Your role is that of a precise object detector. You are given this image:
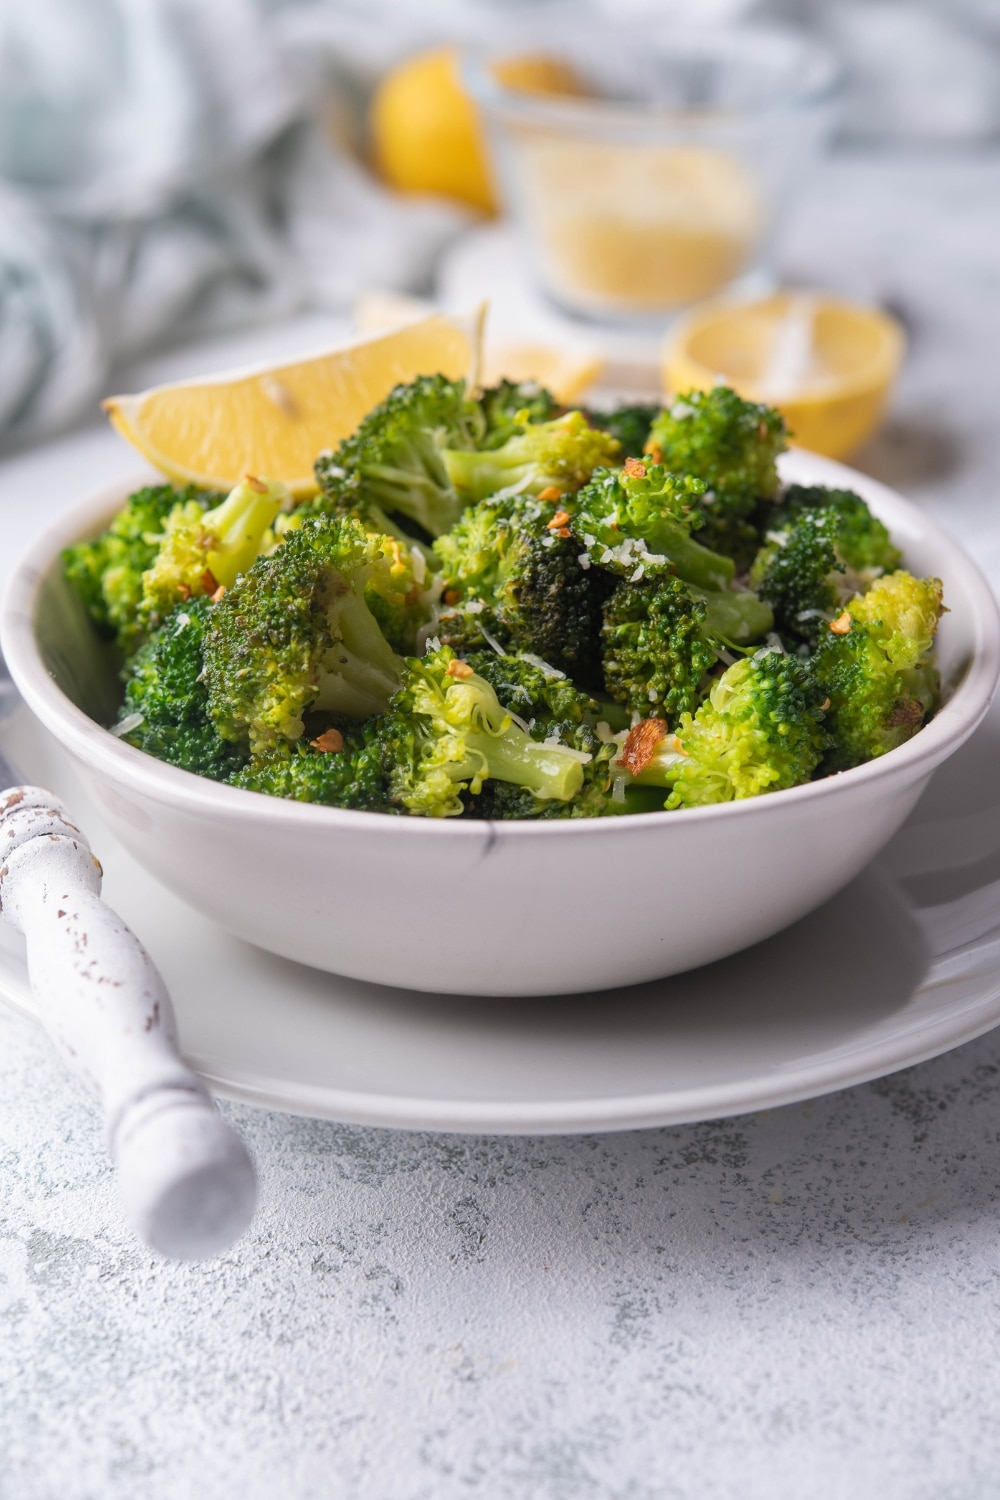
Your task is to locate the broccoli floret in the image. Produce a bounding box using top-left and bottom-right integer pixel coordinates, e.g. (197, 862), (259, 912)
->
(433, 493), (614, 683)
(231, 721), (395, 811)
(585, 403), (660, 456)
(202, 516), (414, 753)
(313, 374), (485, 546)
(774, 484), (901, 575)
(139, 475), (289, 633)
(646, 387), (787, 562)
(64, 483), (219, 651)
(462, 650), (603, 725)
(115, 597), (247, 782)
(620, 649), (828, 808)
(479, 379), (558, 448)
(570, 461), (734, 592)
(380, 646), (589, 817)
(813, 570), (944, 772)
(751, 486), (903, 645)
(441, 409), (620, 506)
(602, 576), (717, 721)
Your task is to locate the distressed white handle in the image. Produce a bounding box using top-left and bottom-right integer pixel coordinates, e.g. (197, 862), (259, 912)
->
(0, 786), (257, 1260)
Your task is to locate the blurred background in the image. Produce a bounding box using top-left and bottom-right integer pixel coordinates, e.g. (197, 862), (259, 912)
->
(0, 0), (998, 536)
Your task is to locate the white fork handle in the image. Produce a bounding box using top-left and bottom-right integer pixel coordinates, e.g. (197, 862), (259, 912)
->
(0, 786), (257, 1260)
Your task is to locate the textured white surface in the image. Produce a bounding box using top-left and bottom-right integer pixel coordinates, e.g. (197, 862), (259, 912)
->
(2, 152), (1000, 1497)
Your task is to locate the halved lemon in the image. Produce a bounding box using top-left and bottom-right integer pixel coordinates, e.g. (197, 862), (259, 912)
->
(663, 293), (905, 458)
(103, 308), (484, 496)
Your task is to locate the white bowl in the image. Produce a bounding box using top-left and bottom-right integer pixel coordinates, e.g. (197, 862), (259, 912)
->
(3, 451), (998, 996)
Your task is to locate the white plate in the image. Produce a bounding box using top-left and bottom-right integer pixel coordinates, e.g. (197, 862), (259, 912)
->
(3, 683), (1000, 1134)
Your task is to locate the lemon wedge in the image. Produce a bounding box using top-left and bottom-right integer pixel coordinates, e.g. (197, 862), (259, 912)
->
(103, 309), (484, 496)
(663, 293), (905, 458)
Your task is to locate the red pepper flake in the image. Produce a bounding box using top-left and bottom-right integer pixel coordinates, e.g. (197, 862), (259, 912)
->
(200, 568), (219, 596)
(443, 589), (461, 606)
(311, 728), (345, 753)
(623, 457), (647, 479)
(446, 659), (474, 680)
(210, 584), (227, 603)
(616, 718), (669, 777)
(546, 510), (571, 530)
(646, 444), (663, 464)
(177, 583), (191, 601)
(829, 611), (852, 635)
(554, 527), (572, 539)
(537, 486), (564, 503)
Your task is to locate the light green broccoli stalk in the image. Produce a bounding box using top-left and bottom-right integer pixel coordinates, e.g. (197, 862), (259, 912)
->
(139, 474), (290, 632)
(381, 645), (588, 817)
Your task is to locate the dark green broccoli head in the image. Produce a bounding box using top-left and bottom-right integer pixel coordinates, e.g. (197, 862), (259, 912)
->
(434, 493), (614, 683)
(202, 515), (408, 753)
(813, 570), (944, 772)
(441, 409), (621, 506)
(313, 374), (484, 545)
(570, 461), (733, 592)
(461, 650), (603, 726)
(64, 483), (219, 651)
(380, 645), (589, 817)
(751, 485), (904, 645)
(584, 403), (660, 457)
(230, 720), (395, 811)
(624, 649), (828, 807)
(646, 387), (788, 562)
(117, 596), (247, 782)
(478, 379), (558, 448)
(601, 575), (717, 722)
(772, 484), (901, 575)
(750, 507), (843, 645)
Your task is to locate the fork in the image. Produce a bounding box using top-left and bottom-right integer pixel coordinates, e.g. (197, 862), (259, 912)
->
(0, 652), (257, 1260)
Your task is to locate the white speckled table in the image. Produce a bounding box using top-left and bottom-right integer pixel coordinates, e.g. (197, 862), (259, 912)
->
(3, 153), (1000, 1500)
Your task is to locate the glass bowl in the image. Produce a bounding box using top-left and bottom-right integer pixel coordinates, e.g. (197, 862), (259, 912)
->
(464, 27), (842, 324)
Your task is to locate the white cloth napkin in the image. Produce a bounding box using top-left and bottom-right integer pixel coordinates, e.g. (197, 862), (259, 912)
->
(0, 0), (467, 442)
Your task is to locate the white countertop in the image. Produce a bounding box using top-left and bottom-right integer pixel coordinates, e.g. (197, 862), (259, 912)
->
(2, 152), (1000, 1500)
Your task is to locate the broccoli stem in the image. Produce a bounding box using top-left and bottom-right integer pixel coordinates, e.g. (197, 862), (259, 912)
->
(647, 523), (734, 592)
(465, 730), (585, 802)
(315, 580), (404, 719)
(692, 587), (774, 645)
(203, 478), (286, 587)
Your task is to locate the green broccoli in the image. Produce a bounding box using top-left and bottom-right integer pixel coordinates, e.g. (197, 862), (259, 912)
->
(585, 403), (660, 457)
(440, 409), (621, 506)
(479, 379), (558, 447)
(313, 374), (485, 547)
(601, 576), (719, 722)
(380, 646), (590, 817)
(751, 485), (902, 645)
(64, 482), (220, 651)
(230, 721), (395, 811)
(202, 515), (416, 753)
(620, 649), (828, 808)
(432, 493), (614, 684)
(570, 461), (734, 592)
(138, 474), (290, 633)
(115, 597), (247, 782)
(813, 570), (944, 772)
(646, 387), (787, 562)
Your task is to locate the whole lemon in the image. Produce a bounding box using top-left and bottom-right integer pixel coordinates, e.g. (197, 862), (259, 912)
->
(371, 48), (498, 215)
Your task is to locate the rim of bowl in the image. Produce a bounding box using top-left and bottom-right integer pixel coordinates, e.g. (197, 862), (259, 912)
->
(463, 27), (843, 132)
(3, 457), (999, 845)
